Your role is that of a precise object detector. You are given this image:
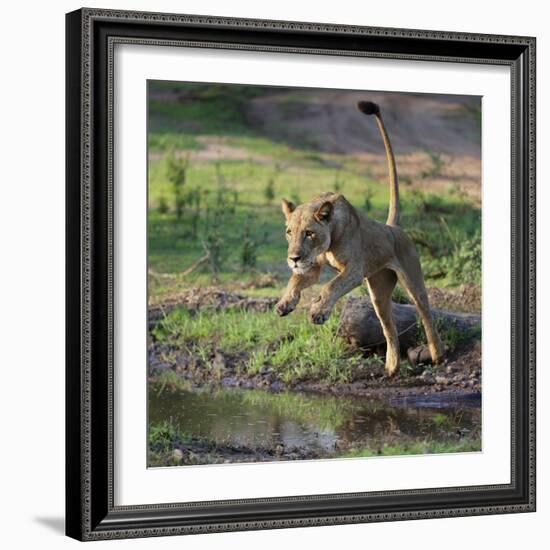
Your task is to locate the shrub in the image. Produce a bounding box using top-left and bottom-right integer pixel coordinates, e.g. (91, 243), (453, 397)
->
(443, 232), (482, 286)
(157, 195), (169, 215)
(264, 177), (275, 204)
(421, 149), (446, 179)
(165, 151), (190, 219)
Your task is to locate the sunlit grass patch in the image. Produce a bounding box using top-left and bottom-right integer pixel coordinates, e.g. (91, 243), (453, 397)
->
(152, 306), (379, 383)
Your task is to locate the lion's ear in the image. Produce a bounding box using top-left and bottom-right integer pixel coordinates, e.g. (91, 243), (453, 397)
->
(281, 199), (296, 220)
(314, 201), (333, 223)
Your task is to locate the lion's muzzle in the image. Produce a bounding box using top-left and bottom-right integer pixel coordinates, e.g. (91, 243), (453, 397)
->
(287, 256), (313, 275)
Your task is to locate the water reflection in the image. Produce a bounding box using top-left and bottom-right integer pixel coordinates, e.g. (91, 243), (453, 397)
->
(149, 385), (481, 456)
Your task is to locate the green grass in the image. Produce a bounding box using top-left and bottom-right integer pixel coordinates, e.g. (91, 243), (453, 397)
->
(436, 318), (482, 352)
(149, 419), (181, 448)
(410, 315), (482, 353)
(342, 439), (481, 458)
(153, 306), (379, 383)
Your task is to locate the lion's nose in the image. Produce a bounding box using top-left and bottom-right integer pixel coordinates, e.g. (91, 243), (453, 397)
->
(289, 255), (301, 263)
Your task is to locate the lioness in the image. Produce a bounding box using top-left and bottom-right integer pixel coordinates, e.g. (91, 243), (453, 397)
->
(275, 100), (446, 375)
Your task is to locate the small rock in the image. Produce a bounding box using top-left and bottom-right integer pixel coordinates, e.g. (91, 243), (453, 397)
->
(172, 449), (184, 462)
(420, 370), (435, 384)
(269, 381), (285, 392)
(212, 352), (226, 369)
(435, 375), (449, 385)
(407, 345), (433, 367)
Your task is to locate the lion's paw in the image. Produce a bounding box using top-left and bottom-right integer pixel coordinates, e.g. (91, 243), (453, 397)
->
(275, 300), (295, 317)
(309, 303), (331, 325)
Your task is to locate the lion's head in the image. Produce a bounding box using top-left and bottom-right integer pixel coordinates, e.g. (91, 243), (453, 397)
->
(281, 194), (335, 274)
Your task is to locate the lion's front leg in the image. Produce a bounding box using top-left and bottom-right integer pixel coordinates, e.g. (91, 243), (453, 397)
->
(309, 267), (363, 324)
(276, 264), (321, 317)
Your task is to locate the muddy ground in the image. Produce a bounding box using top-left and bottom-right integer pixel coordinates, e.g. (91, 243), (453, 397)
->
(151, 436), (323, 466)
(148, 287), (481, 401)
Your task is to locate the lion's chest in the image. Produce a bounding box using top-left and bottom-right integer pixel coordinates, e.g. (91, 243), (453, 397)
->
(324, 251), (346, 273)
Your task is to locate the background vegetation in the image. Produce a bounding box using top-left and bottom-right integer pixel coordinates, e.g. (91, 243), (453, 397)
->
(148, 82), (482, 303)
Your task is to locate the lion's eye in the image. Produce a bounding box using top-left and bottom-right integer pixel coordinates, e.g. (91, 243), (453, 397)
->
(305, 230), (314, 239)
(286, 228), (292, 235)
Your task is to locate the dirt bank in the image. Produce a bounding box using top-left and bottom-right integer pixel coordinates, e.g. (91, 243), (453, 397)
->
(247, 89), (481, 159)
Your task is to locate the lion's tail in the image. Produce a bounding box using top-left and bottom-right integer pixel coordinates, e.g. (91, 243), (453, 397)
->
(357, 101), (400, 226)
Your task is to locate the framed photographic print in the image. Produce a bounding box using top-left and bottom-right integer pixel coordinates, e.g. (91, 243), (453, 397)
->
(65, 7), (536, 541)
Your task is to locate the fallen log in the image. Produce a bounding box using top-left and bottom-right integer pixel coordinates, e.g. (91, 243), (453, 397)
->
(338, 295), (481, 356)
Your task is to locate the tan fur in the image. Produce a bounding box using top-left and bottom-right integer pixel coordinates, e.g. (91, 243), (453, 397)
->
(275, 104), (445, 375)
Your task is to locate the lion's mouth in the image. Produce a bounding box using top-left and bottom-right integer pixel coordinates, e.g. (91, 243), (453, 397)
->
(288, 260), (314, 275)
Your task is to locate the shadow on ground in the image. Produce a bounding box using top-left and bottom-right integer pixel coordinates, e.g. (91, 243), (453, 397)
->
(33, 516), (65, 535)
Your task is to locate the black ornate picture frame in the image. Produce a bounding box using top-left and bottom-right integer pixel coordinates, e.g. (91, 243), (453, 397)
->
(65, 8), (536, 541)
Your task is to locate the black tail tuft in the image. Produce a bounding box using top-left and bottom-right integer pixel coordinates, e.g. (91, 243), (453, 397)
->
(357, 101), (380, 116)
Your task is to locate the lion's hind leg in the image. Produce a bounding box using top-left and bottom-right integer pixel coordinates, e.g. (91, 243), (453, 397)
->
(393, 255), (446, 365)
(366, 269), (400, 376)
